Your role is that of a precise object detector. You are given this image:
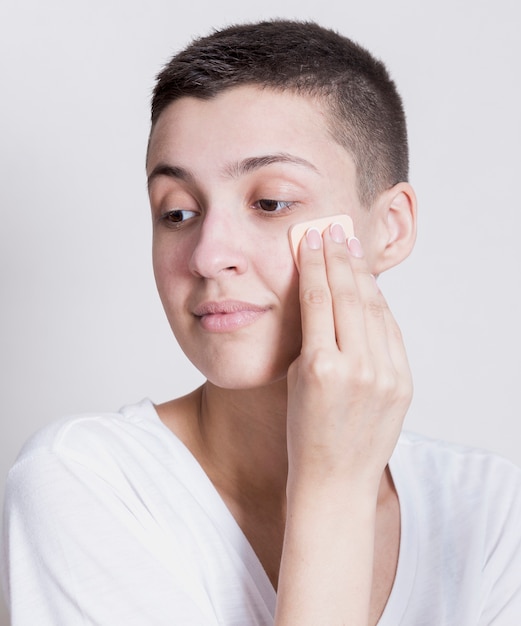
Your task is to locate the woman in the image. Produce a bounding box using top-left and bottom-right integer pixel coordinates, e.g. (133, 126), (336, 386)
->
(3, 20), (521, 625)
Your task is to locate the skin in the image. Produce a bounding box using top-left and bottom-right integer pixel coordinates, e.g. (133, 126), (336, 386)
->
(147, 85), (417, 625)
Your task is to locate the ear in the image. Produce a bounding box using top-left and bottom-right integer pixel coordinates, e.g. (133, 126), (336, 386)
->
(369, 182), (417, 275)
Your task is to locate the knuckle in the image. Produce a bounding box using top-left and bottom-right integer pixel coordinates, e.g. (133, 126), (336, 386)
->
(364, 298), (386, 318)
(331, 287), (359, 306)
(301, 286), (330, 307)
(378, 370), (413, 407)
(352, 362), (376, 390)
(397, 375), (414, 403)
(327, 248), (350, 265)
(304, 255), (326, 269)
(389, 321), (404, 343)
(377, 371), (399, 395)
(299, 349), (341, 389)
(307, 350), (337, 380)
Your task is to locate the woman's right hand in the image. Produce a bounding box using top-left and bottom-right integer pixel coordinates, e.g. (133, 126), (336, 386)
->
(276, 221), (412, 625)
(286, 221), (412, 492)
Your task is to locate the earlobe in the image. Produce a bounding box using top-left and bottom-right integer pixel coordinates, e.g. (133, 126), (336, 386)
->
(371, 182), (417, 275)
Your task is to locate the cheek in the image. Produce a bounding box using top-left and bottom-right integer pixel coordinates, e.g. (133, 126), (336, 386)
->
(256, 231), (297, 284)
(261, 243), (300, 320)
(152, 237), (190, 301)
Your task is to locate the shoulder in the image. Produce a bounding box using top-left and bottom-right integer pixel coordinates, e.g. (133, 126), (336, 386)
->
(395, 430), (521, 485)
(3, 398), (184, 555)
(392, 434), (521, 620)
(5, 398), (165, 499)
(393, 431), (521, 530)
(14, 398), (157, 457)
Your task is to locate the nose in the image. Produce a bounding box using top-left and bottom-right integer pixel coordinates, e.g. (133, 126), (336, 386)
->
(188, 209), (248, 278)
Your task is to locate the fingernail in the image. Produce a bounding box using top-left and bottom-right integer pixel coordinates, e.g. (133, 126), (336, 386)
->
(347, 236), (364, 258)
(330, 222), (346, 244)
(306, 228), (322, 250)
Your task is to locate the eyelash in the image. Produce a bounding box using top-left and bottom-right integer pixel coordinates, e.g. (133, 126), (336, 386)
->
(253, 199), (294, 214)
(158, 198), (295, 228)
(158, 209), (198, 228)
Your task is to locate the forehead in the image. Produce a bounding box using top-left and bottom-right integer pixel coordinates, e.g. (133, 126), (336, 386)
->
(146, 86), (349, 171)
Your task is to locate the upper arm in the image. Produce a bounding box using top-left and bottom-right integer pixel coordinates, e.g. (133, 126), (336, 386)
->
(478, 460), (521, 624)
(2, 449), (215, 625)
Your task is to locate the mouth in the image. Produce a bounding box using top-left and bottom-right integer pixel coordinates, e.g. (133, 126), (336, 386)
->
(192, 300), (270, 333)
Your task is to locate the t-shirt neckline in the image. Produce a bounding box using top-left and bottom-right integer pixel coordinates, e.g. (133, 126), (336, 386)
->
(132, 398), (417, 624)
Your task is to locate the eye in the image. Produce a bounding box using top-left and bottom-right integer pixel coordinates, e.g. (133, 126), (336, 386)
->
(254, 199), (293, 213)
(159, 209), (198, 227)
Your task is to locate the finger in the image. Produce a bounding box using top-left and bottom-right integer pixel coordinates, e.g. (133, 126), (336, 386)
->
(353, 267), (409, 378)
(380, 302), (412, 384)
(322, 225), (372, 356)
(348, 263), (411, 394)
(298, 228), (336, 350)
(324, 227), (403, 380)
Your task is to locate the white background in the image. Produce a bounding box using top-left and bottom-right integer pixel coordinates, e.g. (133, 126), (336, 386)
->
(1, 0), (520, 623)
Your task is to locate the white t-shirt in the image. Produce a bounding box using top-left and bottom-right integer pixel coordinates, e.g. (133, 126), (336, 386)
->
(2, 398), (521, 625)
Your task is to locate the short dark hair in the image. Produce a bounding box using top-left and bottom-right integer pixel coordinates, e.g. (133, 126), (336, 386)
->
(150, 20), (408, 207)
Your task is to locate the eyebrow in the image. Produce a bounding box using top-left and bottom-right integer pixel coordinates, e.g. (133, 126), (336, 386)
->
(147, 164), (195, 189)
(147, 152), (320, 189)
(223, 153), (320, 178)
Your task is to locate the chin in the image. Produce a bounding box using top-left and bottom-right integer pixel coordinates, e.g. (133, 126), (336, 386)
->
(193, 351), (295, 391)
(177, 329), (301, 392)
(204, 366), (289, 391)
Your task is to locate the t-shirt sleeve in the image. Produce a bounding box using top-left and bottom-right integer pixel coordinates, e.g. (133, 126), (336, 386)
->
(478, 456), (521, 624)
(2, 447), (216, 626)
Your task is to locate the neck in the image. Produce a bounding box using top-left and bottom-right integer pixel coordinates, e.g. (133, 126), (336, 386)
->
(156, 378), (398, 593)
(157, 378), (395, 510)
(159, 379), (290, 501)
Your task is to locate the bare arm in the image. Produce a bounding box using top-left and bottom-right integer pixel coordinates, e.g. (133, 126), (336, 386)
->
(275, 222), (412, 624)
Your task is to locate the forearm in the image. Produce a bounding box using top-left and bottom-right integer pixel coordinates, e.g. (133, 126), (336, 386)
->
(274, 224), (411, 624)
(275, 479), (377, 626)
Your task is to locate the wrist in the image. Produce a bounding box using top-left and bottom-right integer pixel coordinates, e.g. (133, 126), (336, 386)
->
(286, 464), (384, 505)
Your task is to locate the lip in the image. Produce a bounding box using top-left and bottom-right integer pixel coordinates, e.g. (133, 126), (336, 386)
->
(193, 300), (270, 332)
